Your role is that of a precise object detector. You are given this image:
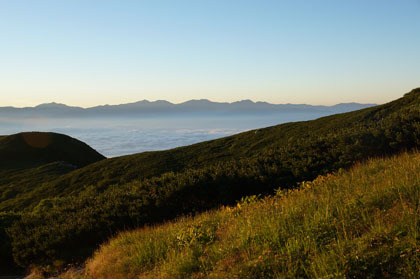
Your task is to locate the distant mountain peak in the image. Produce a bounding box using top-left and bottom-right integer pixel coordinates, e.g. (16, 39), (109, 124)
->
(35, 102), (69, 108)
(133, 100), (150, 104)
(181, 99), (214, 105)
(233, 99), (255, 104)
(152, 100), (173, 105)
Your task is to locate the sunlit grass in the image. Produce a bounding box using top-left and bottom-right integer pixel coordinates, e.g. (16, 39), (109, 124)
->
(72, 152), (420, 279)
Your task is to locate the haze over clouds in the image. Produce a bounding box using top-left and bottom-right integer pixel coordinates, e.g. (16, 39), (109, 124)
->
(0, 100), (374, 157)
(0, 0), (419, 107)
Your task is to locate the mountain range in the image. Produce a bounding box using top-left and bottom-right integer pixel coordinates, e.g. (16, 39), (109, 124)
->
(0, 99), (376, 118)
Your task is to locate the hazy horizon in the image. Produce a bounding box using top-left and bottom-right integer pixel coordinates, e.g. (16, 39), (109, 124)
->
(0, 98), (379, 109)
(0, 113), (337, 157)
(0, 99), (377, 157)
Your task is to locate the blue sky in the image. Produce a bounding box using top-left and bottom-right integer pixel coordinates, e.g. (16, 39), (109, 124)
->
(0, 0), (419, 107)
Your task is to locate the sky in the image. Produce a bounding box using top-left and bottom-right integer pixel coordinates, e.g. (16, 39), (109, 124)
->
(0, 0), (419, 108)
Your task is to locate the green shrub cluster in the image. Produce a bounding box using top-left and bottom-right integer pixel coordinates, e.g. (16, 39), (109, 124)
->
(0, 212), (21, 271)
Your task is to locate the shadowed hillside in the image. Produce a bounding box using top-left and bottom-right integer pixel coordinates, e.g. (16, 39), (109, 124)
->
(0, 132), (105, 169)
(0, 132), (105, 211)
(0, 132), (105, 272)
(1, 88), (420, 273)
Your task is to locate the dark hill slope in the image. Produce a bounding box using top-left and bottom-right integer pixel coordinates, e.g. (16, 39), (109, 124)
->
(0, 132), (105, 270)
(5, 88), (420, 268)
(0, 132), (105, 169)
(0, 132), (105, 210)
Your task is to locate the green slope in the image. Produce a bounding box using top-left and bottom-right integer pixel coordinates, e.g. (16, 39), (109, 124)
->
(2, 88), (420, 271)
(77, 151), (420, 279)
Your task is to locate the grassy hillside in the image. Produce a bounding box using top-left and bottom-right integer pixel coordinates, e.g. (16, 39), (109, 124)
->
(68, 152), (420, 279)
(2, 88), (420, 271)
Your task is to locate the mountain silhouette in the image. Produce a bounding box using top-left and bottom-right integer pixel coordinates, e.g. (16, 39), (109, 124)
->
(0, 99), (376, 118)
